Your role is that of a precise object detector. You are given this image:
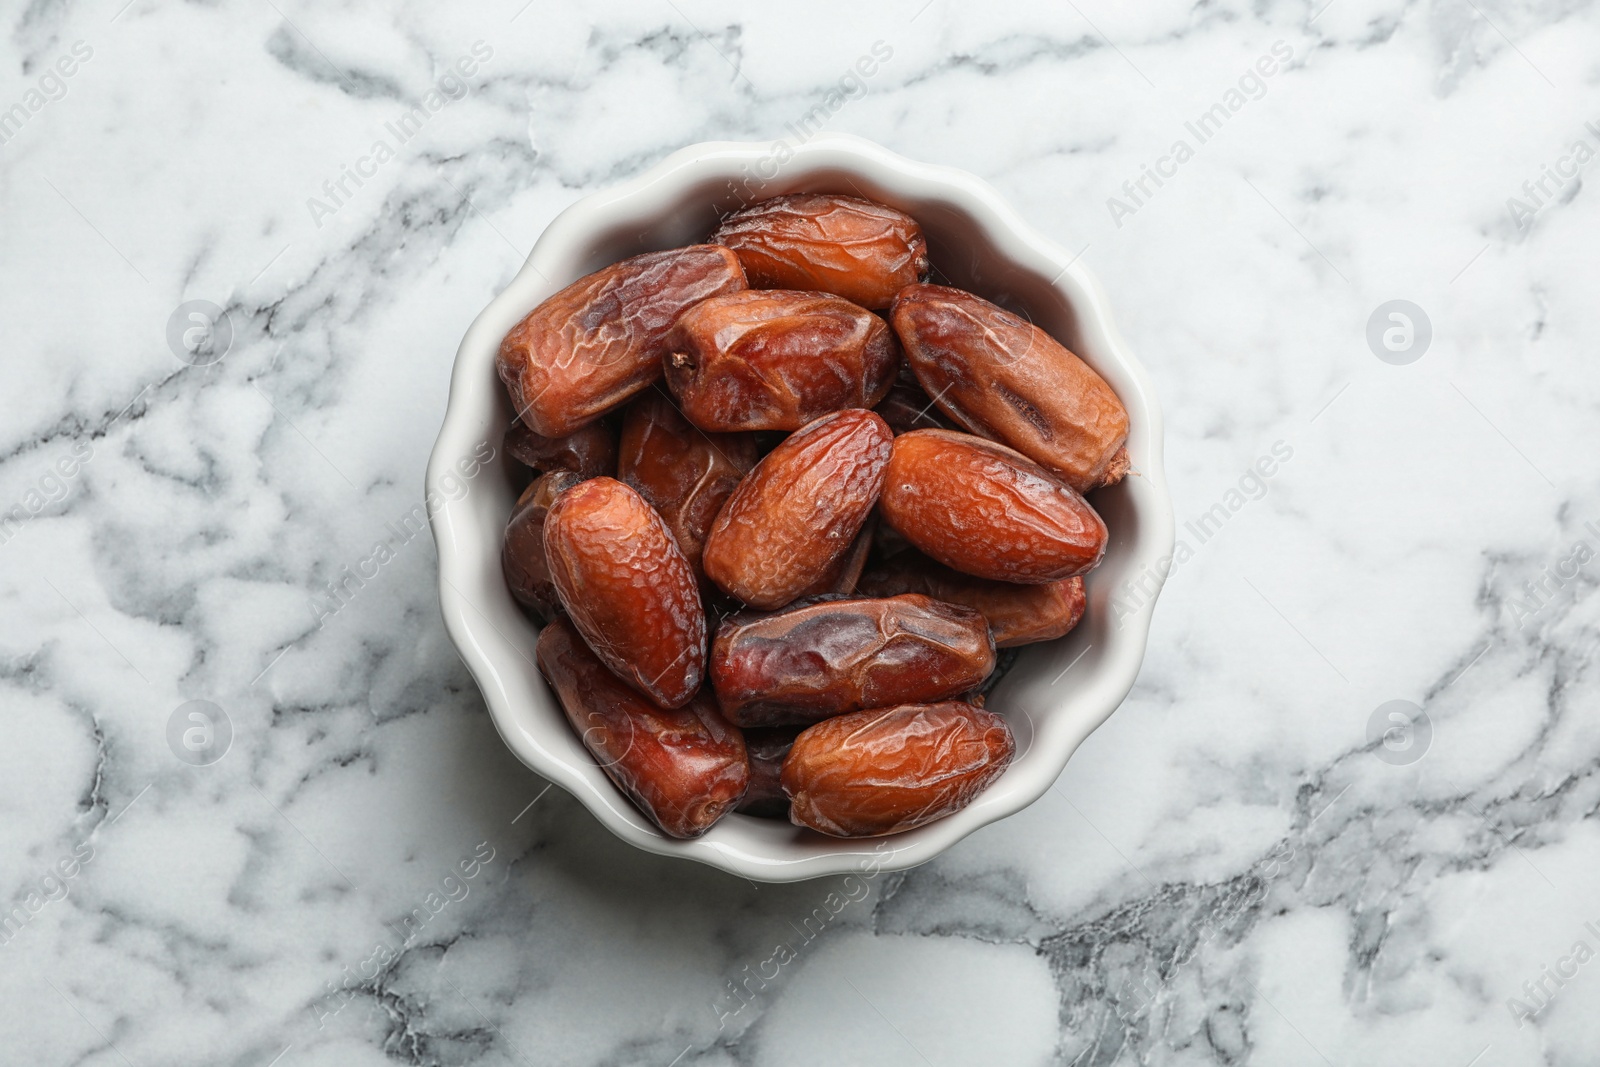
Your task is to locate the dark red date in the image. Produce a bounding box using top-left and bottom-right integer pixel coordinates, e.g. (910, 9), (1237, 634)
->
(662, 290), (898, 431)
(710, 193), (928, 310)
(702, 409), (892, 610)
(537, 618), (748, 838)
(782, 701), (1014, 837)
(504, 419), (617, 478)
(544, 478), (707, 708)
(892, 284), (1130, 491)
(617, 390), (758, 583)
(857, 553), (1086, 648)
(711, 594), (995, 727)
(878, 429), (1107, 583)
(497, 246), (746, 437)
(736, 726), (802, 819)
(502, 469), (583, 621)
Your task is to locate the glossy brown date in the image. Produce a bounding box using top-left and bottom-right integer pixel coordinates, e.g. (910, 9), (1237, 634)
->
(662, 290), (899, 431)
(710, 193), (928, 310)
(892, 284), (1130, 492)
(502, 469), (583, 620)
(497, 246), (746, 438)
(711, 594), (995, 727)
(617, 390), (758, 582)
(736, 726), (802, 819)
(878, 429), (1106, 584)
(702, 409), (892, 610)
(503, 418), (617, 478)
(544, 478), (706, 708)
(781, 701), (1015, 837)
(536, 618), (748, 838)
(857, 553), (1086, 648)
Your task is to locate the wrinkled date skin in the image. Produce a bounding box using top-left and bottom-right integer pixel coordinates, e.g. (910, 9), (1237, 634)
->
(702, 409), (893, 610)
(663, 290), (899, 432)
(892, 284), (1130, 492)
(880, 430), (1107, 584)
(536, 619), (748, 839)
(617, 390), (758, 582)
(797, 518), (873, 599)
(711, 594), (996, 727)
(497, 246), (746, 438)
(782, 701), (1015, 837)
(544, 478), (707, 708)
(502, 469), (583, 620)
(737, 726), (802, 818)
(504, 418), (617, 478)
(710, 193), (929, 310)
(857, 553), (1086, 648)
(873, 363), (957, 435)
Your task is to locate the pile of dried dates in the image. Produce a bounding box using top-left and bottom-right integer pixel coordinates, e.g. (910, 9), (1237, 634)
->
(496, 192), (1129, 840)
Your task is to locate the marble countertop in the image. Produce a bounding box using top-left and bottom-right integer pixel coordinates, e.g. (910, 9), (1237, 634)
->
(5, 1), (1600, 1064)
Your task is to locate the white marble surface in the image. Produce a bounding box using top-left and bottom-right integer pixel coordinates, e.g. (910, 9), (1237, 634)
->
(4, 1), (1600, 1064)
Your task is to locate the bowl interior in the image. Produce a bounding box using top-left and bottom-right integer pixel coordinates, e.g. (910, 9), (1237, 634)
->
(430, 137), (1171, 881)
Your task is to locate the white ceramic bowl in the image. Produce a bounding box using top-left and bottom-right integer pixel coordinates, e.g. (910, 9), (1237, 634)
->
(427, 133), (1173, 882)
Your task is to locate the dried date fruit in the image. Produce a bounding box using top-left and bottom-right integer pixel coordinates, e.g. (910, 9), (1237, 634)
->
(502, 469), (583, 620)
(662, 290), (898, 431)
(702, 409), (892, 610)
(782, 701), (1014, 837)
(857, 553), (1086, 648)
(873, 363), (958, 435)
(497, 245), (746, 437)
(617, 390), (758, 582)
(892, 284), (1130, 491)
(710, 193), (928, 310)
(711, 594), (995, 727)
(737, 726), (802, 819)
(536, 618), (748, 838)
(544, 478), (707, 708)
(503, 418), (617, 478)
(878, 429), (1106, 583)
